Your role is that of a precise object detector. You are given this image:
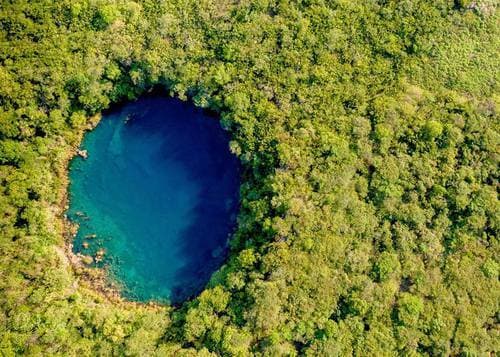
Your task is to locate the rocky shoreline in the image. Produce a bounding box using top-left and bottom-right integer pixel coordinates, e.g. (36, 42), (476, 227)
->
(55, 114), (163, 310)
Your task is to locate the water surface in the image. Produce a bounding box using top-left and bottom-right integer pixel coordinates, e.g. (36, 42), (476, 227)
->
(68, 96), (240, 303)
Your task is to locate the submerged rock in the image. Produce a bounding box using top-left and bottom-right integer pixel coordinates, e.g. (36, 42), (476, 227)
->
(75, 211), (90, 221)
(80, 255), (94, 265)
(95, 249), (106, 263)
(76, 149), (88, 159)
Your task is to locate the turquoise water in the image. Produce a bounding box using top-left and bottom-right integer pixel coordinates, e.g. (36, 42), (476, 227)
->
(68, 96), (240, 304)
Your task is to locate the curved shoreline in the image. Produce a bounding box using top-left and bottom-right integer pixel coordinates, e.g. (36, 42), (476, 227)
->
(55, 113), (165, 311)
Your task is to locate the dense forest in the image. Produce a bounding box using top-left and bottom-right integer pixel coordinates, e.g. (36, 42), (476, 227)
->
(0, 0), (499, 355)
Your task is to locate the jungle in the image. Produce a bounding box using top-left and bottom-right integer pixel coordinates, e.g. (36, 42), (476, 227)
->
(0, 0), (499, 355)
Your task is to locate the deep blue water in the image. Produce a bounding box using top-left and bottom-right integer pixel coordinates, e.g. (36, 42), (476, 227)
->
(68, 96), (240, 304)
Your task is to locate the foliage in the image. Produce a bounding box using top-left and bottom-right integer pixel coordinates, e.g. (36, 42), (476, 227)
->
(0, 0), (498, 355)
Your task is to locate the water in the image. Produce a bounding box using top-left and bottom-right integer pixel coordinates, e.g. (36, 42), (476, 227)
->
(67, 96), (240, 304)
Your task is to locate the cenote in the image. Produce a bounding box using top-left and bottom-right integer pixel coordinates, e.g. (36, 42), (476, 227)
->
(68, 96), (240, 304)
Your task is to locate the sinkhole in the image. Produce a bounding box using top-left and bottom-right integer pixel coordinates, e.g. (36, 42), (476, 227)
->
(67, 96), (240, 304)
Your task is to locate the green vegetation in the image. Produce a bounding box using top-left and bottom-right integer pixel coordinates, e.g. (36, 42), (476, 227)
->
(0, 0), (498, 355)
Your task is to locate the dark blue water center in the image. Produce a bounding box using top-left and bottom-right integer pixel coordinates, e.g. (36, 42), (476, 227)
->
(68, 96), (240, 303)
